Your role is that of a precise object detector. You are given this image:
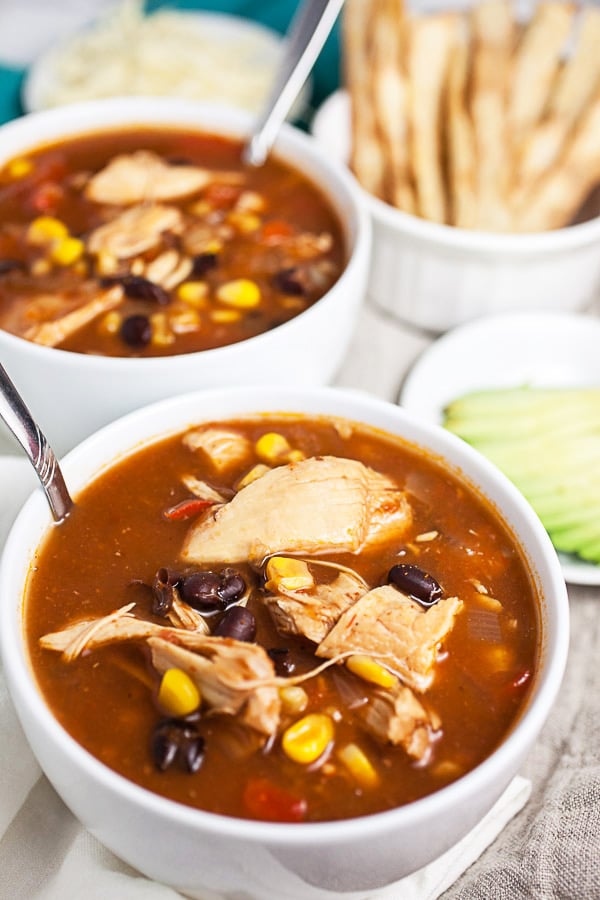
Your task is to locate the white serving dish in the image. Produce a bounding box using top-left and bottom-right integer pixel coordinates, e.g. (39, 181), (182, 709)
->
(0, 98), (370, 456)
(0, 385), (569, 900)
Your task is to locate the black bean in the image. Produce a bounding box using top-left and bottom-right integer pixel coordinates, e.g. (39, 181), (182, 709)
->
(272, 267), (305, 296)
(152, 567), (180, 616)
(387, 564), (443, 607)
(120, 275), (171, 305)
(0, 258), (25, 276)
(151, 723), (180, 771)
(191, 253), (219, 277)
(218, 570), (246, 605)
(182, 735), (205, 773)
(120, 314), (152, 348)
(267, 647), (296, 676)
(180, 571), (223, 610)
(167, 156), (193, 166)
(214, 606), (256, 642)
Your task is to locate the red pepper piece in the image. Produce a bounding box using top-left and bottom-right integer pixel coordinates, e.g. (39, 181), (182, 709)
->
(162, 497), (215, 521)
(262, 220), (294, 243)
(243, 778), (307, 823)
(31, 181), (64, 213)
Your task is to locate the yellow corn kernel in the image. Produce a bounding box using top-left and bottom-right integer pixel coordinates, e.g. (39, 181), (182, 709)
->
(287, 449), (305, 463)
(96, 250), (119, 276)
(279, 296), (305, 311)
(204, 239), (224, 254)
(50, 237), (85, 267)
(282, 714), (334, 765)
(7, 157), (33, 179)
(157, 668), (201, 717)
(170, 308), (201, 334)
(237, 463), (270, 489)
(266, 557), (314, 593)
(210, 309), (242, 324)
(279, 685), (309, 716)
(255, 432), (292, 463)
(227, 211), (261, 233)
(483, 645), (514, 673)
(150, 312), (175, 346)
(27, 216), (69, 245)
(30, 258), (52, 277)
(98, 311), (122, 336)
(337, 743), (380, 789)
(346, 655), (398, 689)
(177, 280), (208, 307)
(188, 199), (212, 216)
(217, 278), (261, 309)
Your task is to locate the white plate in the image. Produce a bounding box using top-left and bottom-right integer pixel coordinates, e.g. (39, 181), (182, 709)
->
(23, 10), (311, 118)
(400, 311), (600, 586)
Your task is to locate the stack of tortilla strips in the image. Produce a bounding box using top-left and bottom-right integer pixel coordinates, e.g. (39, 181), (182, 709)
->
(343, 0), (600, 231)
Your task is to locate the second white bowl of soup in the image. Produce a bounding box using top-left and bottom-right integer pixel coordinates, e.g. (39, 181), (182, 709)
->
(0, 386), (568, 898)
(0, 98), (370, 454)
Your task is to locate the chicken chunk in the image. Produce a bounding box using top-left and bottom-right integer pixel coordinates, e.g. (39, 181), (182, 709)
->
(183, 427), (253, 473)
(87, 203), (183, 259)
(266, 569), (365, 645)
(148, 635), (279, 736)
(24, 286), (123, 347)
(182, 456), (412, 566)
(357, 683), (433, 760)
(317, 585), (463, 692)
(85, 150), (243, 205)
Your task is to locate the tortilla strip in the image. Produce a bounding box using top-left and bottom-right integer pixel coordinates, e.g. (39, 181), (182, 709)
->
(470, 0), (515, 231)
(24, 286), (123, 347)
(407, 13), (457, 223)
(370, 0), (415, 212)
(516, 93), (600, 232)
(446, 29), (477, 229)
(344, 0), (386, 198)
(508, 2), (574, 146)
(516, 6), (600, 192)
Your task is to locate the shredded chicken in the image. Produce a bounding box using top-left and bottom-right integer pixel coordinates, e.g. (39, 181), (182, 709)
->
(181, 474), (230, 503)
(87, 203), (183, 259)
(182, 456), (412, 566)
(148, 635), (279, 735)
(166, 596), (209, 633)
(144, 249), (193, 289)
(357, 683), (433, 760)
(183, 427), (252, 473)
(266, 571), (365, 645)
(24, 285), (123, 347)
(39, 603), (154, 661)
(317, 585), (463, 692)
(85, 150), (244, 205)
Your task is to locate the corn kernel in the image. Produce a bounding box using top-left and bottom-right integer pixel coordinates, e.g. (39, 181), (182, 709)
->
(170, 308), (201, 334)
(177, 280), (208, 307)
(50, 236), (85, 267)
(287, 449), (305, 463)
(204, 239), (224, 254)
(255, 432), (292, 463)
(130, 257), (145, 275)
(266, 557), (314, 593)
(237, 463), (270, 489)
(98, 311), (122, 336)
(217, 278), (261, 309)
(282, 714), (334, 764)
(7, 157), (33, 179)
(157, 667), (201, 717)
(227, 211), (261, 233)
(96, 250), (119, 276)
(73, 259), (88, 277)
(188, 199), (212, 216)
(27, 216), (69, 245)
(346, 655), (398, 689)
(150, 312), (175, 346)
(337, 743), (380, 788)
(30, 258), (52, 277)
(279, 685), (308, 716)
(210, 309), (242, 324)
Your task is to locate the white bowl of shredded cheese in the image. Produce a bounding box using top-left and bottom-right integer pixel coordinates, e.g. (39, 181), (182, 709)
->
(23, 3), (311, 119)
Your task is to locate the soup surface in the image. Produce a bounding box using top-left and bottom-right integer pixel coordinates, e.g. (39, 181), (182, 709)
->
(0, 129), (344, 356)
(26, 415), (539, 822)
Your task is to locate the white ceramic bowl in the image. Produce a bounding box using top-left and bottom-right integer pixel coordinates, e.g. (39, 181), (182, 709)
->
(0, 386), (569, 900)
(0, 98), (370, 455)
(312, 91), (600, 333)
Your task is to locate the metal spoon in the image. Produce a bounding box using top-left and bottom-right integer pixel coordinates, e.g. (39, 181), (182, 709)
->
(0, 363), (73, 521)
(243, 0), (345, 167)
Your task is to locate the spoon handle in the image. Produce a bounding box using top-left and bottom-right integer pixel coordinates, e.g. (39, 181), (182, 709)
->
(0, 363), (73, 521)
(243, 0), (345, 167)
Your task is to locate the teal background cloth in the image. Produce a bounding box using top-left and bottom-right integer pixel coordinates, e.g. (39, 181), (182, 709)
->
(0, 0), (341, 126)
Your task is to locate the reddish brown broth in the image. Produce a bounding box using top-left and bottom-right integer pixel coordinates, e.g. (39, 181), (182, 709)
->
(25, 415), (539, 822)
(0, 129), (345, 356)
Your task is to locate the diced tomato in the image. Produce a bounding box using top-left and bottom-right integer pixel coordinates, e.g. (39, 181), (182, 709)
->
(162, 497), (215, 521)
(204, 183), (243, 208)
(262, 220), (294, 243)
(30, 181), (64, 214)
(243, 778), (307, 823)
